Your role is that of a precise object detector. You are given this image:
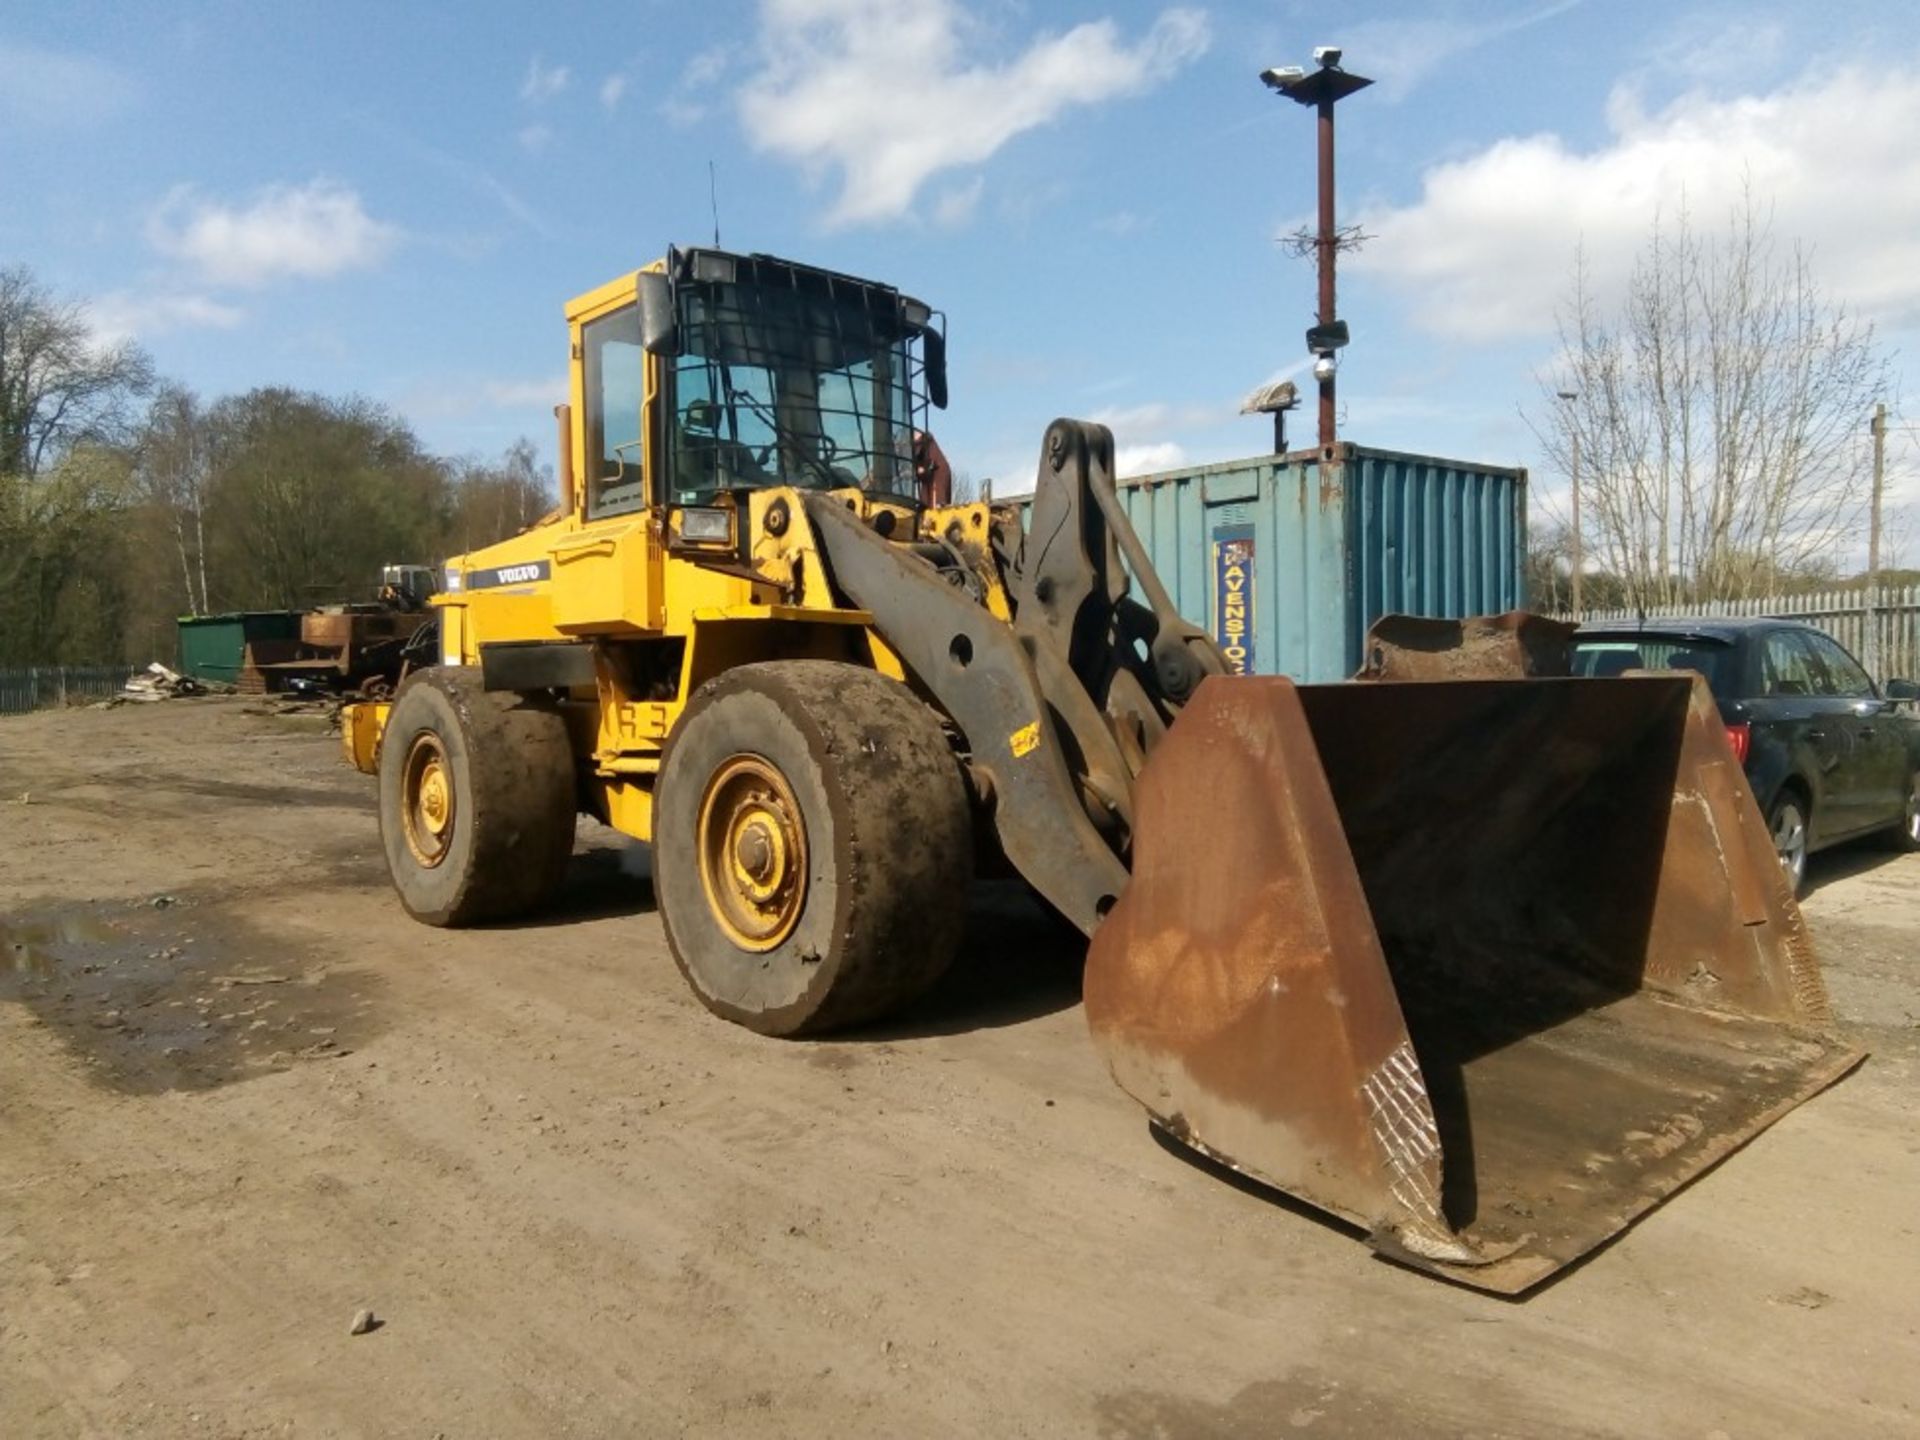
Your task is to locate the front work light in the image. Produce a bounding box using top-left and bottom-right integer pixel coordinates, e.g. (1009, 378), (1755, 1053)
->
(678, 507), (733, 544)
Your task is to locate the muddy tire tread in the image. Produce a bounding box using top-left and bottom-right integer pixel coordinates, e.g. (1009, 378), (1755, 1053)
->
(655, 660), (971, 1036)
(377, 667), (577, 926)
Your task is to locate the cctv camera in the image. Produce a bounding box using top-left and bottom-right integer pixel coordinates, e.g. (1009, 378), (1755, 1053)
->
(1313, 354), (1337, 382)
(1314, 46), (1342, 68)
(1260, 65), (1307, 89)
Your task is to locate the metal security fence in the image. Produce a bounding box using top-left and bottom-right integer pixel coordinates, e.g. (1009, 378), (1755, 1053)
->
(0, 665), (141, 715)
(1572, 586), (1920, 685)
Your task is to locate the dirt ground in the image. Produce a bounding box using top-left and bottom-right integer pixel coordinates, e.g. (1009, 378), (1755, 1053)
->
(3, 699), (1917, 1440)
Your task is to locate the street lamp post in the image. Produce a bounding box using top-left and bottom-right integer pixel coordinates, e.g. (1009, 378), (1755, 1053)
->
(1557, 390), (1582, 614)
(1262, 51), (1371, 452)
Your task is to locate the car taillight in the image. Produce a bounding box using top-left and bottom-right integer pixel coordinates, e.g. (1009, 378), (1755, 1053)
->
(1725, 722), (1751, 764)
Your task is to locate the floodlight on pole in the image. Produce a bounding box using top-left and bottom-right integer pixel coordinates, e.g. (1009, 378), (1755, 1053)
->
(1241, 378), (1301, 454)
(1262, 50), (1371, 452)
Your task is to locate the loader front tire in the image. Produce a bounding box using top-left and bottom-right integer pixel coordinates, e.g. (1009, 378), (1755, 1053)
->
(377, 667), (578, 926)
(655, 661), (971, 1036)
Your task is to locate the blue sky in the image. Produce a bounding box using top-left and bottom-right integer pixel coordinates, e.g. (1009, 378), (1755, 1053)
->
(5, 0), (1919, 548)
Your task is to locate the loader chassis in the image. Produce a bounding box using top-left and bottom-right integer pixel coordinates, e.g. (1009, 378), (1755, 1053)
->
(348, 245), (1861, 1293)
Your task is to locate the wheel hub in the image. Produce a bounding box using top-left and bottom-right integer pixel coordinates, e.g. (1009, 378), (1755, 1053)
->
(698, 756), (808, 951)
(401, 733), (456, 868)
(1772, 801), (1806, 885)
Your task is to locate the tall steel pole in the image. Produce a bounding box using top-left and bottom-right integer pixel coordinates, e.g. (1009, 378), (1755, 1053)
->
(1264, 55), (1370, 453)
(1558, 391), (1582, 613)
(1570, 425), (1583, 614)
(1868, 401), (1886, 680)
(1315, 92), (1338, 450)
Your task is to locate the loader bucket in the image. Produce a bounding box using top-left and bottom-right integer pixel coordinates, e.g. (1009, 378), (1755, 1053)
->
(1084, 671), (1863, 1294)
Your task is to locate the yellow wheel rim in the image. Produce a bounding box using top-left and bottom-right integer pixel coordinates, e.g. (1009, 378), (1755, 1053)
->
(697, 754), (808, 952)
(401, 732), (455, 868)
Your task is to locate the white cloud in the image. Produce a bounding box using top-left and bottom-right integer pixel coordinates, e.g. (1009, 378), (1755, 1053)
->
(1093, 400), (1230, 436)
(685, 46), (729, 88)
(600, 74), (628, 112)
(661, 45), (732, 129)
(932, 176), (985, 227)
(1356, 62), (1920, 341)
(0, 41), (136, 128)
(660, 98), (705, 129)
(522, 56), (570, 103)
(148, 180), (400, 288)
(738, 1), (1210, 227)
(86, 291), (244, 346)
(1092, 400), (1230, 476)
(519, 123), (554, 154)
(1115, 442), (1186, 477)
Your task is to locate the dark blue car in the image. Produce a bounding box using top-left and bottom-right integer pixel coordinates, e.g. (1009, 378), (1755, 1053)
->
(1572, 618), (1920, 892)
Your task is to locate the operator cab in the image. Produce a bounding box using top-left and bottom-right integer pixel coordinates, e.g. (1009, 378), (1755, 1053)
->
(577, 248), (948, 521)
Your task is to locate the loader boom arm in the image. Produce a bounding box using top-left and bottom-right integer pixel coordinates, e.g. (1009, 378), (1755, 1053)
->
(803, 419), (1224, 933)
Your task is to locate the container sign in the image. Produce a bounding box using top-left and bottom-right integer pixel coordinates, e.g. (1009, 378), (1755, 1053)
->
(1212, 526), (1256, 674)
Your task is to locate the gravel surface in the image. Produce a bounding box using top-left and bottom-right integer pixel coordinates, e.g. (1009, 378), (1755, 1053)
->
(3, 698), (1916, 1438)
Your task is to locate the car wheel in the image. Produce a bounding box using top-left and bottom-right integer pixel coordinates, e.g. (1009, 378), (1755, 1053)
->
(1889, 770), (1920, 854)
(1767, 790), (1810, 896)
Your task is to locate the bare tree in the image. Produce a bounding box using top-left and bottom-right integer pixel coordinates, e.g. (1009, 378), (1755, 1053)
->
(1525, 517), (1628, 614)
(1533, 193), (1889, 609)
(1525, 518), (1572, 614)
(445, 439), (554, 556)
(136, 385), (213, 614)
(0, 265), (153, 479)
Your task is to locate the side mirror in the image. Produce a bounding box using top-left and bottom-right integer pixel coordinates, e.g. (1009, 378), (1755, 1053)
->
(922, 327), (949, 411)
(637, 272), (677, 356)
(1885, 678), (1919, 701)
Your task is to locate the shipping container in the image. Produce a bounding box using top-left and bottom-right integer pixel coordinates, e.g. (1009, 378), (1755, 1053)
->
(176, 612), (302, 685)
(1011, 443), (1526, 683)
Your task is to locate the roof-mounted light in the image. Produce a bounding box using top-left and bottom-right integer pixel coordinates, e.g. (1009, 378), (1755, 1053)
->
(690, 251), (736, 285)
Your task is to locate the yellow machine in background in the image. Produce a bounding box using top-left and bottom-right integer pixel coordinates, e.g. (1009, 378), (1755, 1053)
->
(344, 247), (1858, 1292)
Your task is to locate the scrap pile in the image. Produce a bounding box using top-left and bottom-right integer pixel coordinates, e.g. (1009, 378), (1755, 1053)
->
(120, 663), (210, 703)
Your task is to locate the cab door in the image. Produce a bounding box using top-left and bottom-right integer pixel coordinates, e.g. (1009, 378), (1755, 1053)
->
(549, 285), (667, 635)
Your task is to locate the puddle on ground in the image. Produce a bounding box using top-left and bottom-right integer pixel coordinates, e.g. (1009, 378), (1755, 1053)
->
(0, 898), (382, 1095)
(3, 912), (122, 976)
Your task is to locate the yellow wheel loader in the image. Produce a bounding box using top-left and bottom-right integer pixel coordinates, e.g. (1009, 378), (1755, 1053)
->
(343, 247), (1861, 1293)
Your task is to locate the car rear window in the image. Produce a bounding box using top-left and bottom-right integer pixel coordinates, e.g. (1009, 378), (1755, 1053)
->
(1570, 636), (1734, 694)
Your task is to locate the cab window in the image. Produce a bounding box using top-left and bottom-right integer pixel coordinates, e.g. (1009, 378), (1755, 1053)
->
(583, 306), (645, 516)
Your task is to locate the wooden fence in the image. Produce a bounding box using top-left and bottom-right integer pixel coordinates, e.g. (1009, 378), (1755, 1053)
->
(0, 666), (140, 716)
(1570, 586), (1920, 685)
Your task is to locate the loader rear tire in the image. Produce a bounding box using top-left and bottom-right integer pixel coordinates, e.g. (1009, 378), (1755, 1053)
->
(655, 661), (971, 1036)
(377, 667), (578, 926)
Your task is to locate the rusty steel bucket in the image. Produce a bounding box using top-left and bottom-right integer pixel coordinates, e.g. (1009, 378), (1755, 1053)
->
(1085, 670), (1863, 1293)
